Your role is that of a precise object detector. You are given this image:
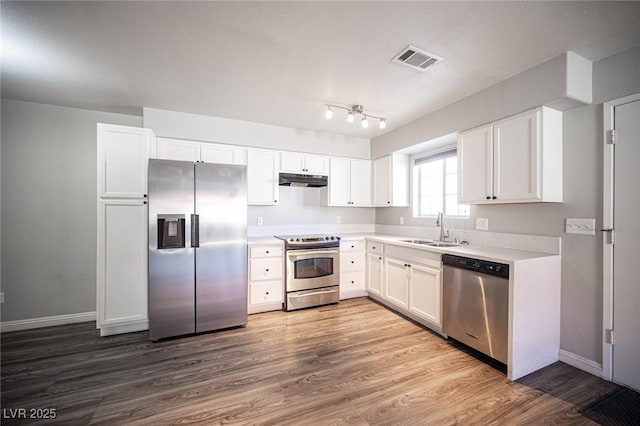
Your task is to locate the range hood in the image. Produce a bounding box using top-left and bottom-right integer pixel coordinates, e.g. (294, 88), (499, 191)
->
(279, 172), (328, 187)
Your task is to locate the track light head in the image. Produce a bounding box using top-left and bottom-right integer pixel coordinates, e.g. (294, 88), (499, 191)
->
(346, 111), (355, 123)
(379, 119), (386, 129)
(325, 105), (333, 120)
(361, 116), (369, 128)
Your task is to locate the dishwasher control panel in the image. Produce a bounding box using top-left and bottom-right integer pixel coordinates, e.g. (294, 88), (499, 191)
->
(442, 254), (509, 279)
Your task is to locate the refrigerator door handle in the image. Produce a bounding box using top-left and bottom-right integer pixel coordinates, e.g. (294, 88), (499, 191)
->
(191, 214), (200, 248)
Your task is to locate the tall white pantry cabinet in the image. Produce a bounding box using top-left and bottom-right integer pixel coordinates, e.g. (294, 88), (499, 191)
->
(96, 124), (156, 336)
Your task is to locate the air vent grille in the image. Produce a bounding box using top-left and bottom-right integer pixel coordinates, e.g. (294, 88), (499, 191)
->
(392, 45), (443, 71)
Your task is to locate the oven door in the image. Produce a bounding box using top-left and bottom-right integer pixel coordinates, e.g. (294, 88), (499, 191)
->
(286, 248), (340, 292)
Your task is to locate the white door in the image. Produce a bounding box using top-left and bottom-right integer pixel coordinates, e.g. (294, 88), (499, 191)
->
(201, 143), (241, 165)
(304, 154), (329, 175)
(97, 199), (148, 334)
(97, 124), (154, 198)
(349, 159), (372, 206)
(384, 257), (408, 309)
(156, 138), (200, 162)
(367, 253), (383, 296)
(609, 98), (640, 391)
(493, 110), (540, 202)
(327, 157), (350, 206)
(408, 263), (442, 326)
(373, 156), (391, 207)
(458, 124), (493, 203)
(247, 150), (279, 205)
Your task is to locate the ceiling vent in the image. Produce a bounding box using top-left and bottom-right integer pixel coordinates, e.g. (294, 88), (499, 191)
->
(392, 45), (443, 71)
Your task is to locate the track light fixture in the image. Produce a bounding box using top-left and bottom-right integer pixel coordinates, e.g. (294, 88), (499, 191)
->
(324, 104), (387, 130)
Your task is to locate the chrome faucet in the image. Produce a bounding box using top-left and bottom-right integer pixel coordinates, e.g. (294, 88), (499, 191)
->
(436, 211), (449, 242)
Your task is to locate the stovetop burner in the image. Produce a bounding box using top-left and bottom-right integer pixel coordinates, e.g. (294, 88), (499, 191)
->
(275, 234), (340, 249)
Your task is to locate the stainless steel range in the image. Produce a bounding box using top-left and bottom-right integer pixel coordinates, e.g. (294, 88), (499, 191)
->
(276, 235), (340, 311)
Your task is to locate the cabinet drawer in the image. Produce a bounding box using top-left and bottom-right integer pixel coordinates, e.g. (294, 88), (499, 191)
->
(367, 241), (384, 255)
(341, 240), (365, 252)
(250, 281), (283, 305)
(250, 258), (283, 281)
(341, 252), (365, 272)
(250, 245), (283, 258)
(340, 271), (366, 292)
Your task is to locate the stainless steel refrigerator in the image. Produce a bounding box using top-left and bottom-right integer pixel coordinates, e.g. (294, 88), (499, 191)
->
(148, 159), (247, 341)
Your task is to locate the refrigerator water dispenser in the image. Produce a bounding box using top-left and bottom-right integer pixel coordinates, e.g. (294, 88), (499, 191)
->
(157, 214), (185, 249)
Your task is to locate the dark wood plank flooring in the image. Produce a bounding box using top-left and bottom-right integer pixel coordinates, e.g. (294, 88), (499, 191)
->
(1, 298), (620, 425)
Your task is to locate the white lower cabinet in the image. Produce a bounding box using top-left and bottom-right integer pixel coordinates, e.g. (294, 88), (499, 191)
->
(366, 242), (384, 297)
(97, 199), (148, 336)
(408, 263), (441, 325)
(384, 257), (409, 309)
(367, 241), (443, 331)
(248, 243), (284, 314)
(339, 239), (367, 299)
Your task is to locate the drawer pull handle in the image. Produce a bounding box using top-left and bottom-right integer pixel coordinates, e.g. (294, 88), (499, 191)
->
(266, 250), (269, 254)
(266, 291), (269, 295)
(265, 268), (269, 272)
(351, 261), (355, 264)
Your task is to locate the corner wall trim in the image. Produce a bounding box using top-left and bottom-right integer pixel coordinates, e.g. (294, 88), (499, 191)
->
(0, 311), (96, 333)
(559, 349), (603, 378)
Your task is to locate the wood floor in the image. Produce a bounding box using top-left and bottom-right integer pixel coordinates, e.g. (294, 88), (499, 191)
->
(1, 298), (620, 425)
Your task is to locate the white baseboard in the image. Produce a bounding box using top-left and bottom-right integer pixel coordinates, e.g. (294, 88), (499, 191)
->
(559, 349), (603, 378)
(0, 311), (96, 333)
(99, 320), (148, 337)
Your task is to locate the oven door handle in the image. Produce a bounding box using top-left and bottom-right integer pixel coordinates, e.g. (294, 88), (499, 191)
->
(288, 289), (338, 299)
(288, 249), (340, 260)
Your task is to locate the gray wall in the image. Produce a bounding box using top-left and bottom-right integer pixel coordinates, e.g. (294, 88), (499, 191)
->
(373, 45), (640, 364)
(1, 99), (141, 322)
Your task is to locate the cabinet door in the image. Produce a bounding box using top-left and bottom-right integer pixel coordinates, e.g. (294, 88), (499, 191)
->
(201, 143), (245, 165)
(305, 154), (329, 175)
(384, 257), (409, 309)
(97, 200), (148, 334)
(367, 253), (384, 297)
(98, 124), (154, 198)
(408, 263), (442, 326)
(156, 138), (199, 162)
(458, 125), (493, 203)
(327, 157), (351, 206)
(373, 156), (392, 206)
(349, 159), (372, 206)
(493, 110), (540, 202)
(247, 150), (279, 205)
(280, 152), (305, 173)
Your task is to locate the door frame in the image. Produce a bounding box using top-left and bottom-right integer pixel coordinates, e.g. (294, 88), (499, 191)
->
(602, 92), (640, 382)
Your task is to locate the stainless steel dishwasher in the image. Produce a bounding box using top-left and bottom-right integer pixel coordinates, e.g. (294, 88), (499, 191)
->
(442, 254), (509, 364)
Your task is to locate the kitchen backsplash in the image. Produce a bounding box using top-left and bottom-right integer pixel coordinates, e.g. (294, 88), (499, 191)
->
(375, 224), (561, 254)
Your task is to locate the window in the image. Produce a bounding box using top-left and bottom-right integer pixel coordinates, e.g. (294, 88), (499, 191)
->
(414, 150), (469, 217)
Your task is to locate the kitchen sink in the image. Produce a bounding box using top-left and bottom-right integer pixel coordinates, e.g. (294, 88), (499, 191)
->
(401, 239), (459, 247)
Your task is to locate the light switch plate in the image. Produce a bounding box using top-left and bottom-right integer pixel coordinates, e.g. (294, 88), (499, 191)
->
(476, 218), (489, 231)
(399, 216), (404, 225)
(566, 218), (595, 235)
(257, 216), (263, 226)
(336, 216), (341, 224)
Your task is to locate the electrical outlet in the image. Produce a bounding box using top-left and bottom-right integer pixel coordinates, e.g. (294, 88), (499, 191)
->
(566, 218), (595, 235)
(336, 216), (341, 224)
(476, 218), (489, 231)
(399, 216), (404, 225)
(0, 292), (4, 304)
(257, 216), (263, 226)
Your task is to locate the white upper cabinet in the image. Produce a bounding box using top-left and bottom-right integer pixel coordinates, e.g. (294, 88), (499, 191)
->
(247, 149), (279, 205)
(156, 138), (247, 165)
(373, 153), (409, 207)
(98, 123), (155, 199)
(458, 106), (563, 204)
(280, 152), (329, 175)
(324, 157), (371, 207)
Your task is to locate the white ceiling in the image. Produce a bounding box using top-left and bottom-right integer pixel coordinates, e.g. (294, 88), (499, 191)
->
(2, 1), (640, 138)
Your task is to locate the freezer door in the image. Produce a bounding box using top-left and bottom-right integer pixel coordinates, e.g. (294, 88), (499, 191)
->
(148, 159), (195, 340)
(195, 162), (248, 332)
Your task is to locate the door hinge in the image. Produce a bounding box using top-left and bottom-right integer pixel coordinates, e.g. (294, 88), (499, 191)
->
(605, 329), (615, 345)
(601, 228), (615, 244)
(606, 129), (615, 145)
